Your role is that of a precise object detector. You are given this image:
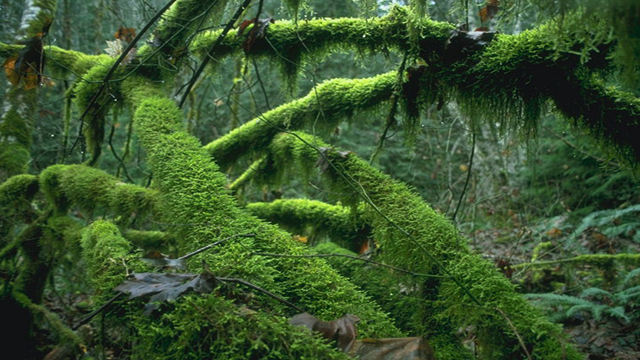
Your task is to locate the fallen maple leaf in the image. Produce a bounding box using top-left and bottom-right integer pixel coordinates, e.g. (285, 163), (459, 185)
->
(103, 39), (137, 66)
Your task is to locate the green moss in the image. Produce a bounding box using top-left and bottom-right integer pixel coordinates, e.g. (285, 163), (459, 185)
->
(246, 199), (369, 251)
(131, 294), (352, 360)
(204, 72), (397, 169)
(0, 85), (38, 180)
(18, 0), (57, 39)
(72, 61), (123, 165)
(0, 174), (39, 239)
(39, 164), (159, 220)
(120, 80), (402, 357)
(123, 230), (175, 251)
(190, 7), (452, 89)
(262, 131), (582, 359)
(81, 220), (147, 296)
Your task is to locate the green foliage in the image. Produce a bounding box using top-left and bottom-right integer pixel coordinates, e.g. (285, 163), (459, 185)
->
(571, 204), (640, 245)
(519, 121), (640, 217)
(526, 268), (640, 323)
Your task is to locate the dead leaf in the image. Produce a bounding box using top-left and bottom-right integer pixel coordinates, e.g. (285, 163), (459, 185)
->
(3, 34), (45, 90)
(141, 251), (186, 270)
(238, 18), (275, 53)
(479, 0), (500, 22)
(115, 271), (216, 314)
(290, 313), (360, 352)
(348, 337), (435, 360)
(292, 235), (308, 243)
(115, 27), (136, 43)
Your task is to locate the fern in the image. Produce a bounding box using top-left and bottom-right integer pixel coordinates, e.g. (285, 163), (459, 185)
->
(526, 269), (640, 323)
(570, 204), (640, 248)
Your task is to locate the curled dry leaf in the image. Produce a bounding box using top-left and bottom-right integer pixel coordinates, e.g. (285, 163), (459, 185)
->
(290, 312), (360, 352)
(3, 35), (45, 90)
(349, 337), (435, 360)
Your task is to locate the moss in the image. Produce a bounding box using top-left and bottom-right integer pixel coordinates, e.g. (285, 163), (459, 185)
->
(81, 220), (147, 296)
(135, 0), (229, 76)
(550, 76), (640, 172)
(120, 80), (402, 356)
(190, 7), (453, 88)
(262, 131), (582, 359)
(123, 230), (175, 252)
(38, 164), (159, 220)
(131, 294), (352, 360)
(18, 0), (57, 39)
(0, 84), (38, 180)
(204, 71), (397, 169)
(0, 174), (39, 240)
(246, 199), (369, 251)
(72, 60), (122, 165)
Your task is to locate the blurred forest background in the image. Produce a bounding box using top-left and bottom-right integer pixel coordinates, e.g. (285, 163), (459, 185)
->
(2, 0), (640, 359)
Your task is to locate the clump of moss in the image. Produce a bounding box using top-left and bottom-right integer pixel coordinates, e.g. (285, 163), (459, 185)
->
(247, 199), (369, 251)
(39, 164), (159, 220)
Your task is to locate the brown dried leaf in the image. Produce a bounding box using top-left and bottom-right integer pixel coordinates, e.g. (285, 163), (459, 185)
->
(479, 0), (500, 22)
(115, 27), (136, 43)
(238, 18), (275, 53)
(290, 313), (360, 352)
(3, 34), (46, 90)
(348, 337), (435, 360)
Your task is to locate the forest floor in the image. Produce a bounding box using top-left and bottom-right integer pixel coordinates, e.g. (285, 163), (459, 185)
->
(470, 224), (640, 360)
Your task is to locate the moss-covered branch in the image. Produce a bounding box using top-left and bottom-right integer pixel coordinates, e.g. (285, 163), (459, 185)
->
(204, 71), (396, 168)
(246, 199), (370, 251)
(259, 131), (580, 360)
(196, 7), (639, 169)
(39, 164), (160, 219)
(190, 6), (453, 80)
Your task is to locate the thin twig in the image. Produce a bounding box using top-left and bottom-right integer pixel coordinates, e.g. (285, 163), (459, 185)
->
(179, 0), (253, 108)
(216, 276), (305, 313)
(496, 307), (533, 360)
(179, 233), (256, 261)
(73, 293), (123, 330)
(252, 252), (448, 278)
(452, 131), (475, 222)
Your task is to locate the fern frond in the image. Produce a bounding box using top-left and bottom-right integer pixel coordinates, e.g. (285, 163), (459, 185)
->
(580, 287), (612, 300)
(622, 268), (640, 286)
(604, 306), (630, 322)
